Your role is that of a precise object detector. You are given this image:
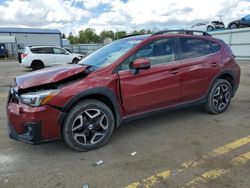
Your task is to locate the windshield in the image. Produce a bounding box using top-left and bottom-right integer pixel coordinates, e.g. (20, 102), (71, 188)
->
(78, 37), (145, 68)
(243, 14), (250, 20)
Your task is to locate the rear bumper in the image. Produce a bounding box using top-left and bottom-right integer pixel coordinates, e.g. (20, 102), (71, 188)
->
(21, 59), (31, 68)
(6, 102), (61, 144)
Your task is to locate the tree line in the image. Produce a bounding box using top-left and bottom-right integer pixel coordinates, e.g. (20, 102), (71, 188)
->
(66, 28), (153, 44)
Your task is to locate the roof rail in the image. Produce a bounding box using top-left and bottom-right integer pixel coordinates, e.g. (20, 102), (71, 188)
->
(29, 45), (58, 47)
(121, 33), (144, 39)
(152, 30), (211, 36)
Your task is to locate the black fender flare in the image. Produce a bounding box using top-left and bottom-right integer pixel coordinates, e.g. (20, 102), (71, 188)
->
(206, 69), (237, 98)
(58, 87), (122, 128)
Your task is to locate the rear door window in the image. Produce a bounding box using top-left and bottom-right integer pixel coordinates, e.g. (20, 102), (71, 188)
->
(31, 47), (53, 54)
(179, 38), (213, 60)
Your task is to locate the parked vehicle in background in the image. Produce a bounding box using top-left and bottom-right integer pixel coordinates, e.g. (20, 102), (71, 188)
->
(0, 43), (7, 58)
(191, 21), (225, 31)
(21, 46), (85, 70)
(228, 15), (250, 29)
(7, 30), (240, 151)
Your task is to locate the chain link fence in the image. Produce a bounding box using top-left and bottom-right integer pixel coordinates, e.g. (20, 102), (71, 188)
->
(64, 44), (104, 56)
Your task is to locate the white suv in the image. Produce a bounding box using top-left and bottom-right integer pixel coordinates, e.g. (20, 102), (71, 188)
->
(21, 46), (85, 70)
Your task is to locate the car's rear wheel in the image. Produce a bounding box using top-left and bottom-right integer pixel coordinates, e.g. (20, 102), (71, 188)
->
(207, 25), (214, 31)
(63, 99), (115, 151)
(31, 60), (44, 70)
(204, 79), (232, 114)
(229, 23), (237, 29)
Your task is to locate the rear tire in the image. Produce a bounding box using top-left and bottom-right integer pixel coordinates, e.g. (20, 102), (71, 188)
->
(31, 60), (44, 70)
(229, 23), (237, 29)
(63, 99), (115, 151)
(204, 79), (232, 114)
(207, 25), (214, 31)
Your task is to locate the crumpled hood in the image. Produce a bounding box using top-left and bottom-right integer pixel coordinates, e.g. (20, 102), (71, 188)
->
(15, 64), (88, 89)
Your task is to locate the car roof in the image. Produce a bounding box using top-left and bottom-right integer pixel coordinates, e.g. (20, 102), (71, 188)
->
(122, 30), (211, 41)
(29, 46), (62, 49)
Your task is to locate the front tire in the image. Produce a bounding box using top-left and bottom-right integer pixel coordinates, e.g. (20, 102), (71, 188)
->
(72, 58), (79, 64)
(63, 99), (115, 151)
(204, 79), (233, 114)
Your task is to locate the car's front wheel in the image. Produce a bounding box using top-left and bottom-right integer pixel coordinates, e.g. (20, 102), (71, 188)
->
(63, 99), (115, 151)
(204, 79), (232, 114)
(72, 58), (79, 64)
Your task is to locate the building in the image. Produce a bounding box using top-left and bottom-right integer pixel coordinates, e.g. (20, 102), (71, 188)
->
(0, 27), (62, 57)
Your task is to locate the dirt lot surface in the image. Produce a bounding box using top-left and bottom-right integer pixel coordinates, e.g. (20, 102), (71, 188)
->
(0, 60), (249, 188)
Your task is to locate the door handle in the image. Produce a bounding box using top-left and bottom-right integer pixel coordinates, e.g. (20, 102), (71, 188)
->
(210, 62), (218, 67)
(169, 68), (179, 74)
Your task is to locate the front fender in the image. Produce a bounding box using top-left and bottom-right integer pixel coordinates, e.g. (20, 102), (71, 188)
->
(58, 87), (121, 128)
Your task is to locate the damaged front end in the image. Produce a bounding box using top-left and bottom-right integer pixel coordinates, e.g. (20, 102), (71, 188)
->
(9, 64), (93, 106)
(6, 64), (93, 144)
(6, 86), (63, 144)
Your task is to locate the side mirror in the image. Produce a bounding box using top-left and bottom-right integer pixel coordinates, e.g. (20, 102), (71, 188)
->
(66, 52), (70, 55)
(131, 58), (151, 75)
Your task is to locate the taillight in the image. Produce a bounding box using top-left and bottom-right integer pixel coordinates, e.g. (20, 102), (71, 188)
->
(21, 54), (28, 59)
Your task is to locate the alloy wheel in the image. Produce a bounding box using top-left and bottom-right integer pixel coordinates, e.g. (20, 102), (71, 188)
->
(71, 109), (109, 146)
(212, 84), (231, 111)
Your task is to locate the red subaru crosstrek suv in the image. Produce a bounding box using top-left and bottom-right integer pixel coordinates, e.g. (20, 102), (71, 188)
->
(6, 30), (240, 151)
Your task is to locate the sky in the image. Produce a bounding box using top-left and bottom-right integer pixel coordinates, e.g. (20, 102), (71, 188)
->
(0, 0), (250, 36)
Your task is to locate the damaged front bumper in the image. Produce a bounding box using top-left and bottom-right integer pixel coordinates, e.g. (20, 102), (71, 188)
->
(6, 101), (62, 144)
(8, 121), (43, 144)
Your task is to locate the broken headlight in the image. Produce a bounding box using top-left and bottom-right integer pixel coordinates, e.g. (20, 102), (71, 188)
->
(19, 89), (59, 107)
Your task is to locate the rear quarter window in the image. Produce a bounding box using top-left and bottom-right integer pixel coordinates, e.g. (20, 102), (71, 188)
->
(210, 41), (222, 53)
